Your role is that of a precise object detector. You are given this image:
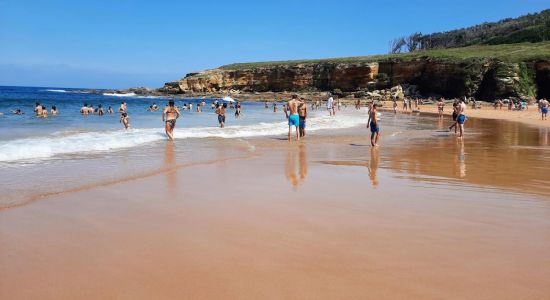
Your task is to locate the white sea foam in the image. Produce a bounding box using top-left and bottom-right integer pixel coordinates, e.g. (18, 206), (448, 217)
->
(43, 89), (90, 94)
(103, 92), (137, 97)
(44, 89), (68, 93)
(0, 114), (366, 163)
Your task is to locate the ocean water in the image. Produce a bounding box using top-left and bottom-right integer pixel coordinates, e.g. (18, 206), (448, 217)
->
(0, 86), (368, 163)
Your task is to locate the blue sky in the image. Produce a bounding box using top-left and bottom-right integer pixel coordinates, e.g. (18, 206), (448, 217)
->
(0, 0), (548, 88)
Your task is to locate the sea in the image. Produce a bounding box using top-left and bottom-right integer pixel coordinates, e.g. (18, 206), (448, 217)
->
(0, 86), (366, 163)
(1, 86), (549, 208)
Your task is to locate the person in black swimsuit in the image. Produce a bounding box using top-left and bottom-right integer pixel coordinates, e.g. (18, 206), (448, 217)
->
(162, 100), (181, 141)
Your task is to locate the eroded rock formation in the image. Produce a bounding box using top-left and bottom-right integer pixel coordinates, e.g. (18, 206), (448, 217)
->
(159, 58), (550, 100)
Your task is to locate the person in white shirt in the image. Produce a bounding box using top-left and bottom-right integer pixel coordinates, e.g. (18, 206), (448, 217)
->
(327, 96), (334, 116)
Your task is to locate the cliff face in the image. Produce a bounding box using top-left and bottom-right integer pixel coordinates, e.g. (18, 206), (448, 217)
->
(160, 58), (550, 100)
(161, 62), (378, 93)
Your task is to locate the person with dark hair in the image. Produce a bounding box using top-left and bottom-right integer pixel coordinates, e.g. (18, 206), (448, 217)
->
(216, 103), (227, 128)
(97, 104), (104, 116)
(119, 102), (127, 113)
(51, 105), (58, 116)
(162, 100), (180, 140)
(298, 98), (307, 137)
(449, 102), (459, 134)
(107, 106), (114, 114)
(367, 104), (380, 147)
(41, 105), (48, 117)
(120, 112), (129, 129)
(34, 102), (43, 116)
(235, 101), (241, 117)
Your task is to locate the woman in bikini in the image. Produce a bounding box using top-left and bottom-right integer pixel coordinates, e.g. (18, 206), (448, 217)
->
(163, 100), (181, 141)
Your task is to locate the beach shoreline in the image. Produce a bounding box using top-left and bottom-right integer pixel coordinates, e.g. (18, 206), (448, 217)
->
(1, 127), (550, 299)
(379, 102), (550, 129)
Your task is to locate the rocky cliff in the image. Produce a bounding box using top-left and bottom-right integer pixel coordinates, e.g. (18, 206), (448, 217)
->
(159, 53), (550, 100)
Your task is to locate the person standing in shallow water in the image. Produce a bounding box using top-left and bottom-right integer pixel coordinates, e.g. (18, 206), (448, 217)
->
(287, 95), (300, 141)
(540, 98), (549, 120)
(120, 113), (129, 129)
(298, 98), (307, 137)
(457, 99), (467, 138)
(163, 100), (180, 141)
(367, 104), (380, 147)
(215, 103), (227, 128)
(437, 98), (445, 118)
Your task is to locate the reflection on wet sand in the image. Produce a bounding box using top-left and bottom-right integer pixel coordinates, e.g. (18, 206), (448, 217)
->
(385, 117), (550, 196)
(164, 142), (177, 195)
(455, 138), (466, 178)
(285, 144), (308, 188)
(368, 148), (380, 186)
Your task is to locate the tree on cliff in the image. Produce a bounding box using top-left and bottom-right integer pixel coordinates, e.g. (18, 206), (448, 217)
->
(389, 37), (406, 54)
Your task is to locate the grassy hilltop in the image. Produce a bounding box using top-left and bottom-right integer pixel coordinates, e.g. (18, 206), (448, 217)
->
(220, 42), (550, 71)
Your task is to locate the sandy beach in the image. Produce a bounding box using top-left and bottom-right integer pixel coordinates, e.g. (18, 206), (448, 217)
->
(1, 111), (550, 299)
(380, 101), (550, 129)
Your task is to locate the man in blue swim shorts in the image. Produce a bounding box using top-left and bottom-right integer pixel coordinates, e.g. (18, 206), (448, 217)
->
(457, 99), (467, 138)
(287, 95), (301, 141)
(367, 103), (381, 147)
(540, 98), (549, 120)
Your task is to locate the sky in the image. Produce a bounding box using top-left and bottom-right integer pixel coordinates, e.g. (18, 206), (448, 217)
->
(0, 0), (548, 89)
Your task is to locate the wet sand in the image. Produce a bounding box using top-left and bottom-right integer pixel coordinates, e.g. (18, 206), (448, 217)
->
(382, 102), (550, 129)
(1, 116), (550, 299)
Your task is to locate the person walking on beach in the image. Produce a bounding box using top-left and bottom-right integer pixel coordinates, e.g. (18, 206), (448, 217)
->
(457, 99), (467, 138)
(216, 103), (227, 128)
(120, 113), (129, 129)
(327, 96), (334, 116)
(449, 102), (459, 133)
(540, 98), (549, 120)
(287, 95), (301, 141)
(392, 99), (398, 114)
(437, 98), (445, 118)
(163, 100), (180, 141)
(298, 98), (308, 137)
(367, 104), (380, 147)
(402, 98), (408, 111)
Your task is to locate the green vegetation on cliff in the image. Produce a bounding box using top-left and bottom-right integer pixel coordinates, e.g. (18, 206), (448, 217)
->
(220, 42), (550, 71)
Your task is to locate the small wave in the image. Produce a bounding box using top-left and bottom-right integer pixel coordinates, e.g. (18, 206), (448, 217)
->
(0, 114), (366, 163)
(103, 92), (137, 97)
(43, 89), (68, 93)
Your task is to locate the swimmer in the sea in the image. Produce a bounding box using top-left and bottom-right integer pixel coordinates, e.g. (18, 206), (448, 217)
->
(41, 105), (49, 117)
(107, 106), (114, 114)
(97, 104), (104, 116)
(119, 102), (127, 113)
(34, 102), (43, 116)
(120, 112), (130, 129)
(51, 105), (58, 116)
